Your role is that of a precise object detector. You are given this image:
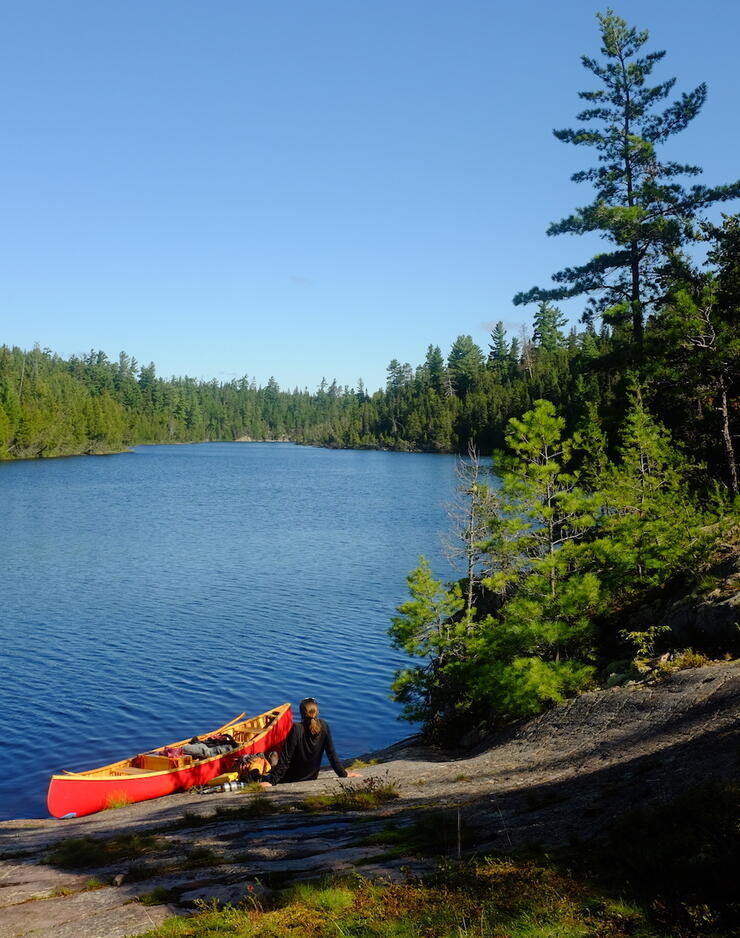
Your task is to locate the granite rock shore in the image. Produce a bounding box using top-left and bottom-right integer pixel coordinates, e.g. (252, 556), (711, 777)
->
(1, 660), (738, 938)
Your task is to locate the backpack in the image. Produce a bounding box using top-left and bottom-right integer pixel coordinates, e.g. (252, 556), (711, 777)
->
(236, 752), (274, 781)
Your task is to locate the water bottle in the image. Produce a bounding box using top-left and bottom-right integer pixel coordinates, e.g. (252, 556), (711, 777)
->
(220, 780), (246, 792)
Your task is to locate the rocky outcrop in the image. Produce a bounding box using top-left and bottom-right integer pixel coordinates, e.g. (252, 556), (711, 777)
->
(626, 539), (740, 656)
(1, 660), (738, 938)
(666, 550), (740, 653)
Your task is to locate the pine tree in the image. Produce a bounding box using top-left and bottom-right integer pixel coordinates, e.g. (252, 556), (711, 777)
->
(475, 401), (600, 719)
(447, 335), (485, 398)
(488, 321), (509, 367)
(642, 214), (739, 494)
(514, 9), (740, 347)
(703, 215), (740, 495)
(532, 302), (567, 352)
(388, 557), (465, 726)
(390, 401), (601, 736)
(488, 400), (598, 596)
(594, 384), (708, 597)
(422, 345), (446, 391)
(507, 336), (521, 377)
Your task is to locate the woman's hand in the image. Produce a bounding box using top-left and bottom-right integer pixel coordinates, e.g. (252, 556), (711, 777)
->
(346, 771), (361, 778)
(259, 781), (273, 789)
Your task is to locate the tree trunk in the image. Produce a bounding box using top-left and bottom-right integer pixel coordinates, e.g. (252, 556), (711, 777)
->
(466, 497), (475, 613)
(620, 49), (643, 351)
(630, 243), (643, 348)
(718, 373), (738, 497)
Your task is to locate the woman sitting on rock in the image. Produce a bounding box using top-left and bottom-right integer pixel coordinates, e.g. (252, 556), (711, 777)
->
(260, 697), (360, 786)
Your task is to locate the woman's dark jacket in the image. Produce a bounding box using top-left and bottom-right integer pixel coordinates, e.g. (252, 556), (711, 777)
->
(270, 720), (348, 784)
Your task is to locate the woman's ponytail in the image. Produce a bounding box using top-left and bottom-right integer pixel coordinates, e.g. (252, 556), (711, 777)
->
(299, 697), (322, 737)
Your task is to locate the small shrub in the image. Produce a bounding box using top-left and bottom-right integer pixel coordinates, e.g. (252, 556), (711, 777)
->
(348, 758), (379, 769)
(620, 624), (671, 657)
(300, 774), (400, 812)
(693, 573), (721, 595)
(659, 648), (710, 672)
(602, 658), (639, 687)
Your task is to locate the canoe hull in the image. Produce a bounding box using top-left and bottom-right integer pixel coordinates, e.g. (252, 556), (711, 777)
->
(47, 704), (293, 819)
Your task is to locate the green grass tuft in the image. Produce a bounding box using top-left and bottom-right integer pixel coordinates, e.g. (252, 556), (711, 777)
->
(357, 810), (470, 858)
(279, 881), (355, 914)
(136, 859), (663, 937)
(42, 833), (164, 870)
(169, 794), (279, 830)
(298, 774), (400, 813)
(137, 886), (182, 906)
(348, 758), (379, 769)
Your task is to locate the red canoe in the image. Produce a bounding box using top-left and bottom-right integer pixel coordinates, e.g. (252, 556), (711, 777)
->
(47, 703), (293, 819)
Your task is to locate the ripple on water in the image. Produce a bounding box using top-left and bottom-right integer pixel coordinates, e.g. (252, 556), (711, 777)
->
(0, 443), (459, 819)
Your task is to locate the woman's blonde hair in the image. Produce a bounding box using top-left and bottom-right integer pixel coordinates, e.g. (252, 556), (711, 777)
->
(299, 697), (322, 737)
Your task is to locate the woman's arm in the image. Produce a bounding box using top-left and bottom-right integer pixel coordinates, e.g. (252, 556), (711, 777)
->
(323, 723), (352, 778)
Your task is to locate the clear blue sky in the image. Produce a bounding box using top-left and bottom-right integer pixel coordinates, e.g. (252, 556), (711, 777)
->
(2, 1), (738, 392)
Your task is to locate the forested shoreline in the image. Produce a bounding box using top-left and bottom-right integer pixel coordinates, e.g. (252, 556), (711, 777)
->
(1, 210), (738, 486)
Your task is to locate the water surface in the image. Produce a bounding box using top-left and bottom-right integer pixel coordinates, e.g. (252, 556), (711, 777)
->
(0, 443), (458, 820)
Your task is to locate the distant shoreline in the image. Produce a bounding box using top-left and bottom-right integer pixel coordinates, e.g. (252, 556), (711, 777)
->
(1, 437), (457, 463)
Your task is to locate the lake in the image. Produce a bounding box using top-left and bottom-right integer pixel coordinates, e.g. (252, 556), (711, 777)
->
(0, 442), (459, 820)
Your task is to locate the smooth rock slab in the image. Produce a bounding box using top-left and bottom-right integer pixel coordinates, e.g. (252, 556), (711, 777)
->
(0, 863), (90, 908)
(0, 884), (175, 938)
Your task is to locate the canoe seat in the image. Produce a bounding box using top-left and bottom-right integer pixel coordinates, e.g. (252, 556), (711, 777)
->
(137, 753), (174, 771)
(118, 767), (148, 775)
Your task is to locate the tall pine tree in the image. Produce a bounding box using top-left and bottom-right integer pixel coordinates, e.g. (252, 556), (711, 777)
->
(514, 9), (740, 347)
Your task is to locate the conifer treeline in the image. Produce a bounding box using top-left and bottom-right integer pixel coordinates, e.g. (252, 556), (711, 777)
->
(1, 229), (737, 495)
(0, 320), (566, 461)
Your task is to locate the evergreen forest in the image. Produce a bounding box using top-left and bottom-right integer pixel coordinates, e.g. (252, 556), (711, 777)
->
(388, 10), (740, 742)
(1, 201), (738, 484)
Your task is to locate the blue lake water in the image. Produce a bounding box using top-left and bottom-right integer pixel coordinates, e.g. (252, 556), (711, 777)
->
(0, 443), (458, 820)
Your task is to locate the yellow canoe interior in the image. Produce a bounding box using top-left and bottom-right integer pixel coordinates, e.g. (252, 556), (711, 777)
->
(53, 704), (291, 780)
